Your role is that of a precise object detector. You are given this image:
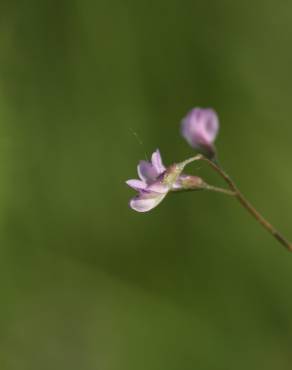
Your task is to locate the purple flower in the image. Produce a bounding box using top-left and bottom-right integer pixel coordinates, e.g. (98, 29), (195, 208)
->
(126, 149), (205, 212)
(181, 108), (219, 157)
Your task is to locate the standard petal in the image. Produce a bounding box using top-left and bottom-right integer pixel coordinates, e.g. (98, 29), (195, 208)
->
(137, 160), (159, 182)
(151, 149), (166, 174)
(126, 179), (147, 191)
(129, 191), (167, 212)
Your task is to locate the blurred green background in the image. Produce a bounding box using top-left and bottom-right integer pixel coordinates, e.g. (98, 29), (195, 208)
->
(0, 1), (292, 369)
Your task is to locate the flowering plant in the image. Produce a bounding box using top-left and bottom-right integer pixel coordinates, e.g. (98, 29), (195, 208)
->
(126, 107), (292, 252)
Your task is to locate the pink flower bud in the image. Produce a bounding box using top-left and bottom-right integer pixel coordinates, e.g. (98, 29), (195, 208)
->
(181, 108), (219, 157)
(172, 175), (205, 191)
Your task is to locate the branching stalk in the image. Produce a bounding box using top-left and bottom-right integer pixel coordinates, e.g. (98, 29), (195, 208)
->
(199, 156), (292, 252)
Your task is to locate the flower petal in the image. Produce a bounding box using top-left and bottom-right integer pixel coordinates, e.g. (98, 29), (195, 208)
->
(129, 191), (167, 212)
(137, 160), (159, 182)
(151, 149), (166, 174)
(126, 179), (147, 191)
(147, 181), (169, 194)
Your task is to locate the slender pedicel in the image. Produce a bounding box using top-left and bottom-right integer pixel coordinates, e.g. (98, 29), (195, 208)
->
(178, 154), (203, 168)
(172, 185), (235, 196)
(203, 184), (236, 196)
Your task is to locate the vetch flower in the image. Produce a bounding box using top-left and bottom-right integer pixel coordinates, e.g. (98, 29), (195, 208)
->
(125, 107), (292, 254)
(181, 108), (219, 157)
(126, 149), (205, 212)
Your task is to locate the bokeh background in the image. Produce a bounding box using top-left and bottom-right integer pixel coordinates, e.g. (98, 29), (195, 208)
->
(0, 1), (292, 369)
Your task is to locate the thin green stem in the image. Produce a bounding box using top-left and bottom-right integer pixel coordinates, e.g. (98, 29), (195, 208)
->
(204, 184), (236, 196)
(200, 156), (292, 252)
(172, 184), (235, 196)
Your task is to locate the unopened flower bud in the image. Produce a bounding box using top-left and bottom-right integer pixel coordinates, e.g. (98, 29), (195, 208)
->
(181, 108), (219, 158)
(172, 174), (205, 191)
